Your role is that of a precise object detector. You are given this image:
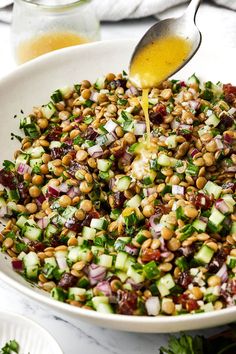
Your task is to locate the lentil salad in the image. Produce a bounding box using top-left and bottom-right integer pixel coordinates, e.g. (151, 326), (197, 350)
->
(0, 72), (235, 316)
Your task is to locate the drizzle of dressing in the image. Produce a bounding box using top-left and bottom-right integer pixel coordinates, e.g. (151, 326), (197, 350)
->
(129, 35), (192, 179)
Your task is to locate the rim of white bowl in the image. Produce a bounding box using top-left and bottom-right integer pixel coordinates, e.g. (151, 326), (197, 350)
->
(0, 310), (63, 353)
(0, 39), (235, 331)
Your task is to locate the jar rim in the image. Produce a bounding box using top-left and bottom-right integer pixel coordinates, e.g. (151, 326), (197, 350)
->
(16, 0), (90, 10)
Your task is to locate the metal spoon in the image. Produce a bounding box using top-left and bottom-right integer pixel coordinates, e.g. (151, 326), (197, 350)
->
(129, 0), (202, 85)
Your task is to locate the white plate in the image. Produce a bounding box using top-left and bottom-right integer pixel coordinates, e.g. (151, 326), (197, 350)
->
(0, 39), (235, 333)
(0, 311), (63, 354)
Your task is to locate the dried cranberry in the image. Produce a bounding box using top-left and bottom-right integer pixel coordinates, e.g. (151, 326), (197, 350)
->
(113, 192), (126, 208)
(175, 293), (189, 308)
(46, 127), (62, 141)
(207, 249), (228, 273)
(117, 290), (138, 315)
(81, 211), (100, 227)
(186, 299), (199, 312)
(107, 79), (127, 90)
(58, 272), (78, 289)
(64, 218), (80, 232)
(0, 170), (17, 190)
(51, 147), (63, 159)
(83, 127), (98, 141)
(178, 271), (193, 290)
(12, 259), (23, 271)
(68, 161), (88, 177)
(18, 182), (29, 200)
(141, 248), (161, 263)
(219, 113), (234, 128)
(30, 242), (45, 252)
(194, 193), (212, 210)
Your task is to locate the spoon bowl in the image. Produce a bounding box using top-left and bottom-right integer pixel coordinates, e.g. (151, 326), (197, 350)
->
(129, 0), (202, 87)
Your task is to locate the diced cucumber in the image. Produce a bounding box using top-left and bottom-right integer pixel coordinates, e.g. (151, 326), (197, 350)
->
(82, 226), (96, 240)
(43, 257), (58, 279)
(41, 102), (56, 119)
(97, 254), (113, 268)
(115, 251), (128, 270)
(59, 86), (72, 98)
(209, 206), (225, 227)
(116, 270), (128, 283)
(157, 154), (171, 167)
(45, 224), (58, 238)
(143, 171), (157, 185)
(157, 274), (175, 297)
(55, 250), (68, 271)
(114, 237), (131, 251)
(116, 176), (132, 191)
(94, 76), (105, 90)
(51, 287), (67, 302)
(15, 153), (29, 167)
(96, 303), (114, 314)
(166, 135), (177, 149)
(29, 158), (43, 170)
(23, 251), (39, 279)
(16, 215), (29, 229)
(49, 141), (62, 149)
(97, 159), (112, 172)
(187, 74), (200, 87)
(205, 113), (220, 127)
(20, 115), (32, 128)
(68, 287), (86, 301)
(222, 194), (235, 213)
(92, 296), (109, 309)
(126, 194), (142, 208)
(226, 255), (236, 269)
(192, 219), (207, 232)
(204, 181), (222, 199)
(90, 217), (108, 230)
(67, 246), (90, 263)
(194, 245), (214, 264)
(30, 146), (45, 158)
(127, 265), (145, 283)
(231, 222), (236, 234)
(201, 302), (214, 312)
(23, 225), (42, 241)
(204, 286), (220, 302)
(0, 198), (7, 214)
(62, 206), (77, 220)
(91, 245), (105, 255)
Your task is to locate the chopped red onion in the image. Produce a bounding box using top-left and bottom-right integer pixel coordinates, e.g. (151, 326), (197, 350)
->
(105, 132), (117, 146)
(188, 87), (196, 94)
(35, 194), (46, 206)
(147, 187), (157, 196)
(172, 185), (185, 195)
(149, 215), (162, 233)
(226, 166), (236, 172)
(170, 119), (180, 130)
(90, 91), (99, 102)
(188, 100), (200, 111)
(126, 86), (138, 96)
(0, 206), (7, 217)
(74, 116), (83, 123)
(161, 251), (171, 258)
(145, 296), (160, 316)
(87, 144), (103, 158)
(56, 256), (68, 270)
(37, 217), (49, 229)
(228, 107), (236, 115)
(109, 178), (115, 190)
(104, 119), (118, 133)
(179, 124), (193, 131)
(215, 138), (224, 150)
(215, 199), (230, 214)
(124, 244), (139, 256)
(47, 185), (60, 198)
(126, 278), (143, 288)
(68, 186), (80, 198)
(134, 122), (146, 136)
(120, 151), (133, 165)
(89, 264), (106, 285)
(17, 163), (31, 175)
(159, 237), (167, 251)
(216, 263), (228, 283)
(12, 259), (23, 271)
(190, 148), (199, 158)
(59, 182), (70, 193)
(95, 281), (112, 297)
(224, 133), (233, 144)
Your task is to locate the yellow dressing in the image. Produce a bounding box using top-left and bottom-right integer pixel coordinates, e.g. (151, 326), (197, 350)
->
(140, 88), (150, 145)
(129, 35), (192, 179)
(16, 32), (88, 64)
(130, 35), (192, 89)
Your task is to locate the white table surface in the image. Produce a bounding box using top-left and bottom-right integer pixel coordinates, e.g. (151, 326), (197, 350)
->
(0, 3), (235, 354)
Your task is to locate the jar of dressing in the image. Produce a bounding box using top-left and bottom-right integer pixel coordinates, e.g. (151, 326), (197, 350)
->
(12, 0), (100, 64)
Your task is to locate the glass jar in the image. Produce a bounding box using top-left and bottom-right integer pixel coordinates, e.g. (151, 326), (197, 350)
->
(12, 0), (100, 64)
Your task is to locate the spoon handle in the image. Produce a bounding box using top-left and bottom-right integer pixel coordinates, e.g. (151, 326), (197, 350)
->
(184, 0), (201, 21)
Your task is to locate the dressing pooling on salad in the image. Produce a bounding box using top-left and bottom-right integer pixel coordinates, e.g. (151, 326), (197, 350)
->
(0, 72), (235, 316)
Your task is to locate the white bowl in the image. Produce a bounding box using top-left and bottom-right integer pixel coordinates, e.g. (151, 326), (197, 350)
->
(0, 310), (63, 354)
(0, 39), (235, 333)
